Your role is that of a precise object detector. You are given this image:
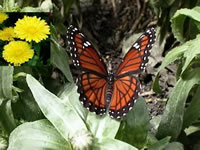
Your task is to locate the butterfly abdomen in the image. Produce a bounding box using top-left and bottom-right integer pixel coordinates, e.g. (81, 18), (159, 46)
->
(105, 73), (114, 105)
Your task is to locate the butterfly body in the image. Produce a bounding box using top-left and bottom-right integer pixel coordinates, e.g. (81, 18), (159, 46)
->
(67, 25), (156, 119)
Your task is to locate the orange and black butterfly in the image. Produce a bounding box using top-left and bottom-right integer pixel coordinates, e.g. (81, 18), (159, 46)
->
(67, 25), (156, 119)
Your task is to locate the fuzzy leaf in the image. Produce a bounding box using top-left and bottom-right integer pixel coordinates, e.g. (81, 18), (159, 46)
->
(8, 119), (70, 150)
(0, 100), (16, 134)
(86, 112), (120, 139)
(26, 74), (87, 140)
(0, 66), (13, 103)
(94, 138), (138, 150)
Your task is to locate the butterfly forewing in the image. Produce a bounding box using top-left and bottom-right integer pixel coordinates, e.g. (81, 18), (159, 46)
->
(67, 25), (108, 76)
(116, 28), (156, 76)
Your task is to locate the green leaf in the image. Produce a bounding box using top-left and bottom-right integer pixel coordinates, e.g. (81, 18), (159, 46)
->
(93, 138), (138, 150)
(0, 100), (16, 134)
(171, 7), (200, 43)
(116, 97), (150, 149)
(156, 68), (200, 140)
(51, 38), (73, 82)
(86, 112), (120, 139)
(183, 86), (200, 129)
(149, 136), (170, 150)
(59, 82), (120, 139)
(164, 142), (184, 150)
(58, 82), (87, 121)
(157, 43), (189, 73)
(153, 73), (163, 93)
(26, 74), (87, 140)
(181, 35), (200, 74)
(8, 119), (70, 150)
(0, 66), (13, 104)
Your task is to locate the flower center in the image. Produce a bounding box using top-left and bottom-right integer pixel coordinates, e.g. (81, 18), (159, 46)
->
(14, 49), (23, 57)
(25, 26), (37, 35)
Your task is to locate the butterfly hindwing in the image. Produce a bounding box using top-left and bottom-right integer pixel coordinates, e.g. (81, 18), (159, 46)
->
(116, 28), (156, 76)
(109, 75), (140, 118)
(77, 72), (107, 115)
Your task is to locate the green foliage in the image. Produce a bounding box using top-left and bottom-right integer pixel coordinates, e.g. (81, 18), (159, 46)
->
(8, 120), (70, 150)
(116, 97), (150, 149)
(156, 68), (200, 140)
(0, 67), (13, 102)
(171, 7), (200, 43)
(152, 0), (200, 148)
(51, 24), (73, 82)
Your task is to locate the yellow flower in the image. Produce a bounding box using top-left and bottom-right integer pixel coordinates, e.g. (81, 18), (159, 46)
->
(14, 16), (50, 43)
(0, 27), (16, 41)
(0, 13), (8, 24)
(3, 41), (34, 66)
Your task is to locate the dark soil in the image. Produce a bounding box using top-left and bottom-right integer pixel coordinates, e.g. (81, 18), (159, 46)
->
(68, 0), (176, 118)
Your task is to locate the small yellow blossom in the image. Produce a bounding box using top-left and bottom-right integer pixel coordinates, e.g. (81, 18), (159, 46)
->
(0, 27), (16, 41)
(3, 41), (34, 66)
(14, 16), (50, 43)
(0, 13), (8, 24)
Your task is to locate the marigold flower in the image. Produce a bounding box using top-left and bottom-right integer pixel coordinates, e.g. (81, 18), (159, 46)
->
(3, 41), (34, 66)
(0, 27), (16, 41)
(0, 13), (8, 24)
(14, 16), (50, 43)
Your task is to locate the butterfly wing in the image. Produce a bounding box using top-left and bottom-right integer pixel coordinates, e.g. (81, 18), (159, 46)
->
(116, 28), (156, 76)
(77, 73), (107, 114)
(67, 25), (107, 77)
(67, 25), (108, 114)
(109, 75), (140, 118)
(109, 28), (156, 118)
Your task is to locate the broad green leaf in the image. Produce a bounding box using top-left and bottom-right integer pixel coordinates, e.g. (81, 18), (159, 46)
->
(8, 119), (70, 150)
(181, 35), (200, 74)
(183, 86), (200, 129)
(0, 66), (13, 103)
(156, 68), (200, 140)
(157, 43), (188, 73)
(116, 97), (150, 149)
(171, 7), (200, 43)
(93, 138), (138, 150)
(86, 112), (120, 139)
(26, 74), (87, 140)
(14, 67), (43, 121)
(51, 38), (73, 82)
(58, 82), (87, 121)
(0, 100), (16, 134)
(149, 136), (170, 150)
(164, 142), (184, 150)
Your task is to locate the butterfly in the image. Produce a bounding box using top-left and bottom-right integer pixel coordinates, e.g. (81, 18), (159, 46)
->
(67, 25), (156, 119)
